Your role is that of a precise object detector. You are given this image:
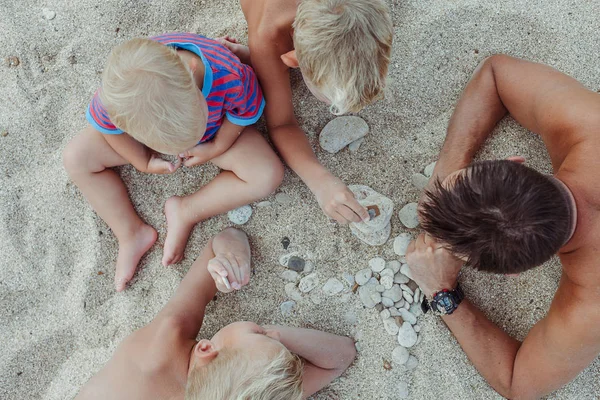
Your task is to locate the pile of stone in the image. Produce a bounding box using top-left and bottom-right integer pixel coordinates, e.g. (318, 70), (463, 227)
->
(348, 185), (394, 246)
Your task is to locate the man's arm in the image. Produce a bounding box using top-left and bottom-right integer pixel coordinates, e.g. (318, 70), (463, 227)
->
(246, 30), (369, 224)
(264, 325), (357, 399)
(431, 54), (599, 182)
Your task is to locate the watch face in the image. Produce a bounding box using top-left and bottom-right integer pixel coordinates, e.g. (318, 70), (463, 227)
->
(435, 294), (454, 314)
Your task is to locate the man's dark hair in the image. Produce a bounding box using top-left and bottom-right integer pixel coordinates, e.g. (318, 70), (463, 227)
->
(420, 160), (571, 274)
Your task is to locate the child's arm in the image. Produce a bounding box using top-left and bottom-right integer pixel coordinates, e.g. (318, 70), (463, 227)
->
(103, 131), (180, 174)
(264, 326), (357, 399)
(179, 119), (244, 167)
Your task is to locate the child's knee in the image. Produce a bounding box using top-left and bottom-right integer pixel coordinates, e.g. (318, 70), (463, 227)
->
(254, 157), (284, 196)
(62, 138), (81, 176)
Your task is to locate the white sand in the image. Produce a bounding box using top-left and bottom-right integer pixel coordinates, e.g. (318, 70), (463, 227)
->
(1, 0), (599, 399)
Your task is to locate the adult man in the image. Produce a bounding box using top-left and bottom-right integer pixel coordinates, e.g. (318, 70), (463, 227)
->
(406, 55), (600, 399)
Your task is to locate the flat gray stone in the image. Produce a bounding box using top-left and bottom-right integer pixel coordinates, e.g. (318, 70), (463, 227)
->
(383, 318), (399, 335)
(275, 192), (293, 204)
(397, 322), (418, 348)
(381, 275), (394, 290)
(394, 234), (412, 256)
(299, 273), (319, 293)
(389, 307), (401, 317)
(411, 173), (430, 190)
(375, 284), (386, 293)
(280, 301), (295, 317)
(284, 282), (303, 302)
(399, 308), (417, 325)
(380, 268), (394, 278)
(256, 200), (272, 207)
(399, 203), (420, 229)
(410, 301), (423, 317)
(227, 205), (252, 225)
(348, 137), (365, 152)
(369, 257), (386, 272)
(380, 309), (391, 320)
(395, 298), (405, 308)
(342, 272), (355, 286)
(387, 260), (401, 274)
(355, 268), (372, 286)
(287, 256), (306, 272)
(392, 346), (410, 365)
(394, 272), (410, 284)
(424, 161), (437, 178)
(381, 297), (394, 308)
(358, 286), (378, 308)
(400, 264), (414, 280)
(319, 116), (369, 153)
(397, 381), (410, 399)
(382, 285), (403, 302)
(322, 278), (344, 296)
(403, 291), (414, 304)
(280, 270), (299, 282)
(406, 355), (419, 370)
(400, 284), (413, 295)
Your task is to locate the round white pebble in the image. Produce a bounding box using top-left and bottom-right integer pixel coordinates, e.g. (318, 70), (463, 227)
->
(392, 346), (410, 365)
(227, 205), (252, 225)
(369, 257), (386, 272)
(399, 203), (420, 229)
(394, 234), (412, 256)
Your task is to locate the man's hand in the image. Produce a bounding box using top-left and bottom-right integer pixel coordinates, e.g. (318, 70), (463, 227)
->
(312, 173), (369, 224)
(179, 142), (216, 168)
(207, 252), (250, 293)
(406, 233), (463, 297)
(145, 152), (181, 174)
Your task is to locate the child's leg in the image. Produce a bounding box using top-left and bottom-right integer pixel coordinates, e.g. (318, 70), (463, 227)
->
(63, 126), (157, 291)
(162, 127), (283, 266)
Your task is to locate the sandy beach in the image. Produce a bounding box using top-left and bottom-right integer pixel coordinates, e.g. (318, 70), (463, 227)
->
(1, 0), (599, 399)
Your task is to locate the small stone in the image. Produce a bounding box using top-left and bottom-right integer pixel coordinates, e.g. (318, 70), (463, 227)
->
(365, 277), (379, 287)
(280, 270), (299, 282)
(403, 291), (414, 304)
(358, 286), (377, 308)
(280, 301), (296, 317)
(339, 292), (352, 303)
(227, 205), (252, 225)
(399, 308), (417, 325)
(411, 173), (430, 190)
(397, 381), (410, 399)
(409, 301), (423, 317)
(405, 355), (419, 370)
(394, 234), (412, 256)
(284, 282), (303, 302)
(395, 298), (405, 308)
(375, 303), (384, 312)
(382, 285), (403, 302)
(350, 221), (391, 246)
(370, 291), (382, 304)
(394, 272), (410, 284)
(391, 346), (410, 365)
(322, 278), (344, 296)
(415, 334), (423, 346)
(403, 302), (411, 310)
(42, 8), (56, 20)
(387, 260), (401, 274)
(355, 342), (362, 352)
(414, 288), (421, 302)
(355, 268), (372, 286)
(397, 322), (418, 347)
(287, 256), (306, 272)
(348, 137), (365, 152)
(380, 268), (394, 278)
(380, 309), (391, 319)
(342, 272), (355, 286)
(382, 297), (394, 307)
(319, 116), (369, 154)
(399, 203), (420, 229)
(383, 318), (399, 335)
(383, 359), (393, 371)
(381, 275), (394, 290)
(1, 129), (8, 137)
(414, 324), (421, 333)
(68, 54), (77, 65)
(299, 273), (318, 293)
(310, 292), (322, 304)
(275, 192), (293, 205)
(281, 237), (290, 250)
(256, 200), (271, 207)
(400, 284), (413, 294)
(6, 56), (20, 67)
(424, 161), (437, 178)
(375, 284), (386, 293)
(304, 260), (315, 273)
(400, 264), (414, 280)
(389, 307), (401, 317)
(369, 257), (386, 272)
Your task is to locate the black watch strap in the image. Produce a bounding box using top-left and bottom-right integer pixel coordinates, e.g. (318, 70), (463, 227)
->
(421, 283), (464, 315)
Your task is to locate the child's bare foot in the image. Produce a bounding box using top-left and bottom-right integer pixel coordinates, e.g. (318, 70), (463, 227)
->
(162, 196), (195, 267)
(217, 36), (250, 64)
(115, 224), (157, 291)
(207, 228), (251, 292)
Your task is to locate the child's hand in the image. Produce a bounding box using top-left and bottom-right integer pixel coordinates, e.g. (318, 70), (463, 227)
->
(179, 143), (215, 167)
(207, 252), (250, 293)
(313, 173), (370, 224)
(145, 153), (181, 174)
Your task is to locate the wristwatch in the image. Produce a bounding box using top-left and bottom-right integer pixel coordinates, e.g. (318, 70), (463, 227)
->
(421, 283), (464, 315)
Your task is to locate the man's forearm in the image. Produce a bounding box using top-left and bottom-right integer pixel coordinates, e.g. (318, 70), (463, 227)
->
(441, 299), (520, 398)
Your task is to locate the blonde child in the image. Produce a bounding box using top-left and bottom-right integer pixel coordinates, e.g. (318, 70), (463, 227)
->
(63, 34), (283, 291)
(76, 228), (356, 400)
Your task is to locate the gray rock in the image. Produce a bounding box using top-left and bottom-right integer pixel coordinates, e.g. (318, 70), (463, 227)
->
(42, 8), (56, 20)
(355, 268), (372, 286)
(381, 297), (394, 308)
(400, 284), (413, 294)
(275, 192), (293, 205)
(280, 270), (299, 282)
(392, 346), (410, 365)
(403, 302), (411, 310)
(414, 288), (421, 303)
(403, 291), (414, 304)
(358, 286), (377, 308)
(375, 284), (386, 293)
(279, 252), (298, 267)
(342, 272), (355, 286)
(394, 272), (410, 284)
(365, 277), (379, 287)
(382, 285), (403, 302)
(380, 268), (394, 278)
(319, 116), (369, 154)
(284, 282), (303, 302)
(339, 292), (352, 303)
(369, 257), (386, 272)
(370, 291), (382, 305)
(348, 137), (365, 152)
(381, 275), (394, 290)
(397, 381), (410, 399)
(350, 221), (391, 246)
(397, 322), (418, 347)
(310, 292), (322, 304)
(355, 342), (362, 352)
(411, 173), (430, 190)
(389, 307), (401, 317)
(227, 205), (253, 225)
(406, 355), (419, 370)
(299, 273), (319, 293)
(399, 203), (420, 229)
(399, 308), (417, 325)
(409, 301), (423, 317)
(394, 234), (412, 256)
(424, 161), (437, 178)
(400, 264), (413, 280)
(414, 324), (421, 333)
(280, 301), (295, 317)
(256, 200), (272, 207)
(395, 298), (405, 308)
(287, 256), (306, 272)
(322, 278), (344, 296)
(304, 260), (315, 273)
(380, 309), (391, 320)
(387, 260), (402, 274)
(383, 318), (399, 335)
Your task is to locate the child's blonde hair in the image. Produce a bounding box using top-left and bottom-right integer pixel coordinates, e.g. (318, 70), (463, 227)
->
(185, 347), (303, 400)
(293, 0), (393, 115)
(100, 38), (206, 154)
